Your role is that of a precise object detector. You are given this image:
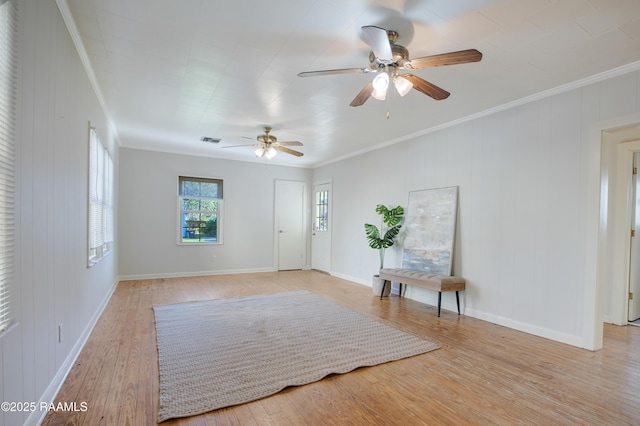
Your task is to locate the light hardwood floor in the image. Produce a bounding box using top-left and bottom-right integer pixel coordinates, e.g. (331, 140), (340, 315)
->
(43, 271), (640, 425)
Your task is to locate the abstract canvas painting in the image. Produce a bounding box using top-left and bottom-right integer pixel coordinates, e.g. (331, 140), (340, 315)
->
(402, 186), (458, 276)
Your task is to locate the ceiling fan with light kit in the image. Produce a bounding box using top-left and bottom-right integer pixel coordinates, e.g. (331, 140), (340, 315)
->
(223, 126), (304, 159)
(298, 25), (482, 107)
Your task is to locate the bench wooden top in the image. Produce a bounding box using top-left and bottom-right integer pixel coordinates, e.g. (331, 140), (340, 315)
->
(379, 268), (466, 292)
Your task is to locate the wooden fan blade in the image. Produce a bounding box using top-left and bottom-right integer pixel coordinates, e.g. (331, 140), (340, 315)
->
(362, 25), (393, 61)
(350, 82), (374, 107)
(275, 141), (303, 146)
(298, 68), (369, 77)
(275, 146), (304, 157)
(407, 49), (482, 69)
(402, 74), (450, 100)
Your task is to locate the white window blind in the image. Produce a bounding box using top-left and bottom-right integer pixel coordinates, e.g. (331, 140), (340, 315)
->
(88, 127), (114, 266)
(0, 0), (17, 334)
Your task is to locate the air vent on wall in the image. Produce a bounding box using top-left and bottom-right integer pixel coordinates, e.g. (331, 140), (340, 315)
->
(201, 136), (221, 143)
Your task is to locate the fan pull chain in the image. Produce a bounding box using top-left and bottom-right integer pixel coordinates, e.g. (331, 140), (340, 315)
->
(386, 76), (394, 119)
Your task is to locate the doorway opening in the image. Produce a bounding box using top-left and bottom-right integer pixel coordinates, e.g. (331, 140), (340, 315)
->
(603, 127), (640, 331)
(629, 151), (640, 325)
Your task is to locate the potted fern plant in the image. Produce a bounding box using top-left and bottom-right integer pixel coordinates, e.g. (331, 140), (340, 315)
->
(365, 204), (404, 296)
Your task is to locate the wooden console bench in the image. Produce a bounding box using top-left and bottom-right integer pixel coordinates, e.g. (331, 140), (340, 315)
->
(379, 268), (466, 317)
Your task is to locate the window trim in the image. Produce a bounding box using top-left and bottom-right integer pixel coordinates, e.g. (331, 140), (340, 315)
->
(87, 125), (114, 267)
(177, 176), (224, 245)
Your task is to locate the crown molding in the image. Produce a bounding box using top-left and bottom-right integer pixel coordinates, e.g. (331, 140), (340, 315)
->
(55, 0), (120, 145)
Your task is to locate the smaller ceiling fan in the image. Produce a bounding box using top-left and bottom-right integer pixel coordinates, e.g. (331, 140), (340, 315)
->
(223, 127), (303, 159)
(298, 25), (482, 106)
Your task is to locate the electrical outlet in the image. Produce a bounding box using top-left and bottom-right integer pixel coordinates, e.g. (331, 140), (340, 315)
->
(211, 255), (217, 262)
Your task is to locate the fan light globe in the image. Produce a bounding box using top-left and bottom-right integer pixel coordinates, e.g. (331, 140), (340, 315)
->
(371, 88), (387, 101)
(372, 72), (389, 92)
(394, 76), (413, 96)
(265, 146), (277, 159)
(372, 72), (389, 100)
(254, 147), (265, 157)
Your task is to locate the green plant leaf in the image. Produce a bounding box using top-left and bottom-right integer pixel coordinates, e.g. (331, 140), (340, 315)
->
(364, 223), (383, 249)
(383, 205), (404, 227)
(381, 224), (401, 248)
(375, 204), (389, 216)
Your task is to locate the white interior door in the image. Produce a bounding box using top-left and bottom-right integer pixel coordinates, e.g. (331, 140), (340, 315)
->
(275, 180), (305, 270)
(311, 181), (331, 273)
(629, 153), (640, 321)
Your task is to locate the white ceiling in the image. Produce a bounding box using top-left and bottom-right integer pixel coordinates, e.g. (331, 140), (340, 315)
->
(63, 0), (640, 167)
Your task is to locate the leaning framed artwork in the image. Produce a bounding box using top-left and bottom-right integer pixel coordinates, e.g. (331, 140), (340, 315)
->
(402, 186), (458, 276)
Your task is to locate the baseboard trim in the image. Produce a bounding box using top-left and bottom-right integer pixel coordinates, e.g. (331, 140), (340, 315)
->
(118, 267), (277, 281)
(25, 277), (119, 426)
(329, 272), (401, 296)
(330, 272), (370, 287)
(464, 308), (585, 349)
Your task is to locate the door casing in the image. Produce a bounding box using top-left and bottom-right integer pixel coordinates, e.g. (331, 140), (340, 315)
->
(629, 152), (640, 321)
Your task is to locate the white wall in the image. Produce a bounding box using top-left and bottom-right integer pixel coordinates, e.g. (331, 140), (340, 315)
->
(118, 148), (312, 279)
(0, 1), (119, 425)
(313, 69), (640, 350)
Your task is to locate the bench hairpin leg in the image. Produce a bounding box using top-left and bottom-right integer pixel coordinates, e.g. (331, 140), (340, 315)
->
(456, 291), (460, 315)
(437, 292), (442, 317)
(380, 280), (386, 300)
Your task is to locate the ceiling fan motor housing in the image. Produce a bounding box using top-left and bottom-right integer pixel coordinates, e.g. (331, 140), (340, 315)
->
(257, 126), (277, 145)
(369, 42), (409, 69)
(257, 134), (276, 144)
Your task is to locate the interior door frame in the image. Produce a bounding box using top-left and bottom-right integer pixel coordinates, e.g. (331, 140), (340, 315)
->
(629, 151), (640, 322)
(614, 140), (640, 324)
(586, 113), (640, 351)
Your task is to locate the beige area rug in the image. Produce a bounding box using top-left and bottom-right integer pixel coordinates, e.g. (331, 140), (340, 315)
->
(153, 290), (440, 422)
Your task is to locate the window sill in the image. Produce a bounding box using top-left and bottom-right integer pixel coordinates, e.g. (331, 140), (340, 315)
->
(177, 241), (223, 246)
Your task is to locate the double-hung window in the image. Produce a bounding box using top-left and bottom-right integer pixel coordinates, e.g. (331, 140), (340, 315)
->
(0, 0), (17, 335)
(88, 127), (114, 266)
(178, 176), (223, 244)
